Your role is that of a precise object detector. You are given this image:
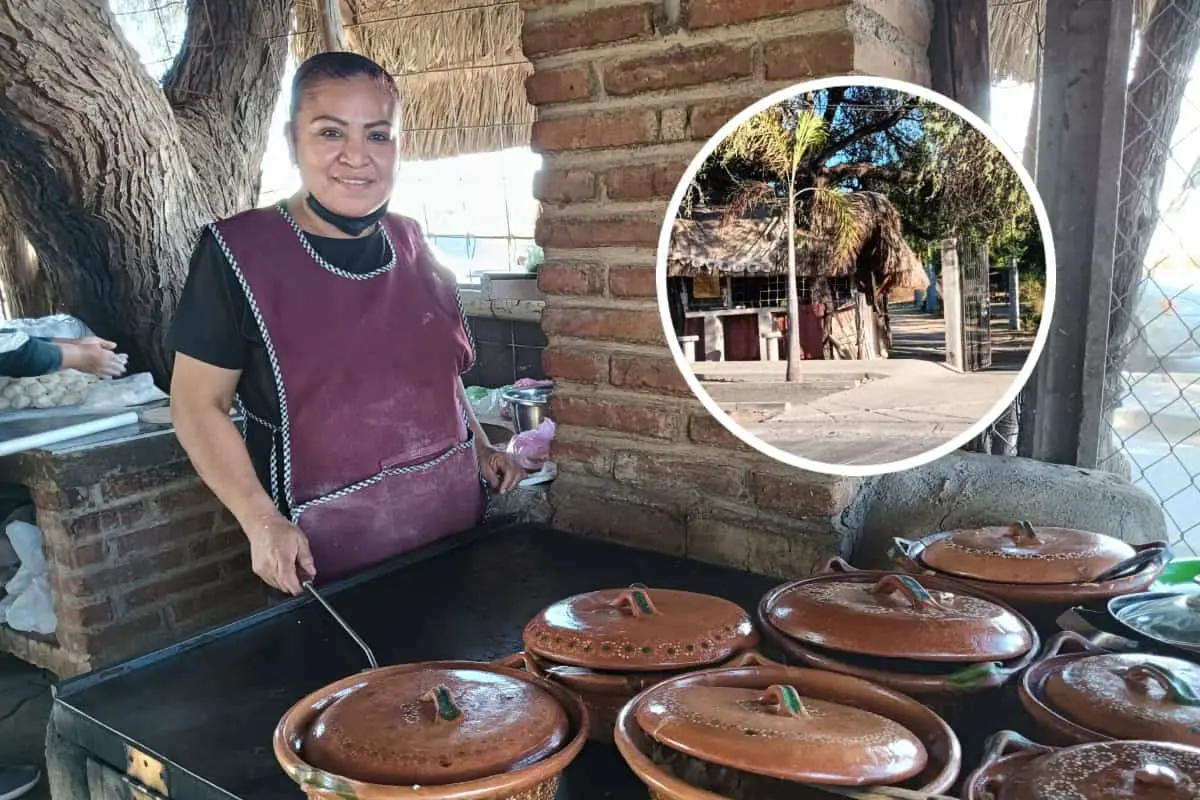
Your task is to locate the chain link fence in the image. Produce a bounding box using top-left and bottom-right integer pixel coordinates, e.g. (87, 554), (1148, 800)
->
(1099, 0), (1200, 557)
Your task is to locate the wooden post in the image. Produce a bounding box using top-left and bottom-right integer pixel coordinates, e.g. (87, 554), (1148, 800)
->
(317, 0), (348, 52)
(1026, 0), (1135, 467)
(928, 0), (991, 120)
(1008, 256), (1021, 331)
(942, 238), (965, 372)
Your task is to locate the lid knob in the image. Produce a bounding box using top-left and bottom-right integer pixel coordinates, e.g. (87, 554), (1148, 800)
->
(868, 574), (942, 612)
(1122, 664), (1200, 707)
(609, 588), (660, 617)
(1005, 520), (1040, 543)
(421, 684), (464, 724)
(1134, 763), (1185, 788)
(760, 684), (811, 718)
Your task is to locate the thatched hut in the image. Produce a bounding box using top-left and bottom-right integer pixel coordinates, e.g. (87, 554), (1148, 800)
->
(666, 191), (928, 363)
(290, 1), (534, 161)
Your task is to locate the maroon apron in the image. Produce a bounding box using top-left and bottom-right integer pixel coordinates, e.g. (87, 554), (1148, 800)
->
(208, 206), (485, 583)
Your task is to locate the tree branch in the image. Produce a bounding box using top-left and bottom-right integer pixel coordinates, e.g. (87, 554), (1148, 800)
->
(814, 101), (918, 164)
(817, 163), (918, 184)
(162, 0), (293, 216)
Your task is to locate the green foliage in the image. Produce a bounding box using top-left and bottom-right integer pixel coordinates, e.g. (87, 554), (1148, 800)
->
(690, 86), (1041, 275)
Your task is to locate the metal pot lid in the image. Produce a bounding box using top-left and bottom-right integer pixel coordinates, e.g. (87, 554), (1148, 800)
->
(633, 682), (928, 785)
(523, 586), (757, 671)
(302, 666), (569, 786)
(919, 522), (1136, 584)
(1042, 653), (1200, 747)
(1112, 593), (1200, 649)
(1012, 741), (1200, 800)
(763, 574), (1033, 662)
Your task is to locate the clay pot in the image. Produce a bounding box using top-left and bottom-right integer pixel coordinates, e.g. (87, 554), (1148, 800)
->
(613, 656), (962, 799)
(273, 659), (588, 799)
(963, 730), (1200, 800)
(497, 585), (761, 742)
(757, 560), (1039, 724)
(1019, 630), (1200, 748)
(890, 524), (1170, 634)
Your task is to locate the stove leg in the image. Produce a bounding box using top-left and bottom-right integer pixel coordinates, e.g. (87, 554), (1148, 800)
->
(44, 706), (90, 800)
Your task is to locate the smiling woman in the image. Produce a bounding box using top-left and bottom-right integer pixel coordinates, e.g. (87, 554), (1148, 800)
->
(166, 51), (526, 598)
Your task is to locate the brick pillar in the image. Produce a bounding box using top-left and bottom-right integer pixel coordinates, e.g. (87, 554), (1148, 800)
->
(523, 0), (934, 578)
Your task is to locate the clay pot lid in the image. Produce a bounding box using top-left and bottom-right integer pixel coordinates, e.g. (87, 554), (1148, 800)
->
(1012, 741), (1200, 800)
(633, 682), (928, 785)
(763, 573), (1033, 662)
(523, 586), (757, 671)
(301, 666), (569, 786)
(1113, 593), (1200, 650)
(920, 522), (1136, 584)
(1042, 653), (1200, 746)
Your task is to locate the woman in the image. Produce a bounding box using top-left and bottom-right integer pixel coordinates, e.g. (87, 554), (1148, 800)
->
(169, 52), (524, 596)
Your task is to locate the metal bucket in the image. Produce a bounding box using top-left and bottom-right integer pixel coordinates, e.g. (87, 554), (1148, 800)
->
(501, 385), (553, 433)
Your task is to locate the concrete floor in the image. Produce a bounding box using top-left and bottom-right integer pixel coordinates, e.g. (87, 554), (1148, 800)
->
(692, 302), (1039, 466)
(0, 653), (53, 799)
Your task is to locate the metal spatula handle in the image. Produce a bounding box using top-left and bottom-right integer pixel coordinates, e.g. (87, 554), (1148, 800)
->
(302, 579), (379, 670)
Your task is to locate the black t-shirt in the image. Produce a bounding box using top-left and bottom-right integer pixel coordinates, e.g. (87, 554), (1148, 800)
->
(167, 218), (392, 509)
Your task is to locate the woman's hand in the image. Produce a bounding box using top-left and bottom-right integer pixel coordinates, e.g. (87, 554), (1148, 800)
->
(476, 443), (525, 494)
(243, 512), (316, 595)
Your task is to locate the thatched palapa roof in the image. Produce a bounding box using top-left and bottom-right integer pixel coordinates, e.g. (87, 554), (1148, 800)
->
(988, 0), (1158, 82)
(668, 192), (929, 293)
(291, 1), (534, 161)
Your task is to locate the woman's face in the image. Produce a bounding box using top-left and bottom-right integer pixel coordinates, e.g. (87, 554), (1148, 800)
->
(289, 75), (400, 218)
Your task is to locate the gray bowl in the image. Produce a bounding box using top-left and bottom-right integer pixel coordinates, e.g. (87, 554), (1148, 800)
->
(501, 385), (553, 433)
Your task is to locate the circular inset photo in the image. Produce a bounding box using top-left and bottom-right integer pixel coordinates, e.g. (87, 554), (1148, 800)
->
(657, 77), (1055, 477)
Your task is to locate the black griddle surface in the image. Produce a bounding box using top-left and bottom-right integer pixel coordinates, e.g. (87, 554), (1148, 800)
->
(56, 523), (781, 799)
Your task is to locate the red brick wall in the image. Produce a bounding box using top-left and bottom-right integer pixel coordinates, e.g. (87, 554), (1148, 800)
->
(523, 0), (933, 577)
(0, 432), (269, 677)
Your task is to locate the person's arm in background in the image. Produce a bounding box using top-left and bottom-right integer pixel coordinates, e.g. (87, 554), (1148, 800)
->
(167, 229), (313, 595)
(0, 337), (63, 378)
(0, 334), (125, 379)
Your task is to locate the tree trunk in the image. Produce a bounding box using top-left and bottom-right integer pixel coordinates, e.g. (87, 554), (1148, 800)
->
(1102, 0), (1200, 460)
(785, 187), (802, 381)
(0, 201), (56, 319)
(0, 0), (293, 385)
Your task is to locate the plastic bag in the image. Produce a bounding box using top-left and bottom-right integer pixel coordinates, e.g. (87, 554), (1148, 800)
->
(505, 418), (556, 471)
(1, 520), (56, 635)
(465, 385), (506, 420)
(1, 314), (94, 340)
(79, 372), (168, 410)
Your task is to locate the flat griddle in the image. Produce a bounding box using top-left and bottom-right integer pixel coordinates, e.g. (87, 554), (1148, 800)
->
(52, 522), (782, 799)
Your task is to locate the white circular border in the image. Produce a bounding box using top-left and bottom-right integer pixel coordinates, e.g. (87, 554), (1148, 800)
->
(656, 75), (1057, 479)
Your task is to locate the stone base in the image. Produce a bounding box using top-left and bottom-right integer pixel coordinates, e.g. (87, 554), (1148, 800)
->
(847, 451), (1168, 567)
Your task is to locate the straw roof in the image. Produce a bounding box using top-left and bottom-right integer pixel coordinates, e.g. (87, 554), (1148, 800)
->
(291, 0), (534, 161)
(278, 1), (1152, 161)
(668, 192), (929, 293)
(989, 0), (1158, 82)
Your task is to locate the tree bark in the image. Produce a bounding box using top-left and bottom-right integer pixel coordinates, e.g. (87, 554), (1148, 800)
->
(0, 0), (293, 384)
(0, 220), (55, 319)
(1103, 0), (1200, 457)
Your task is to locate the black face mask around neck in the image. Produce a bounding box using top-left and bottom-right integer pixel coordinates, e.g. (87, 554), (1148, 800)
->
(305, 194), (389, 237)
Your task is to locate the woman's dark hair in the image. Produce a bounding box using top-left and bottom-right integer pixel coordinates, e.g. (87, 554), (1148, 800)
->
(289, 51), (400, 121)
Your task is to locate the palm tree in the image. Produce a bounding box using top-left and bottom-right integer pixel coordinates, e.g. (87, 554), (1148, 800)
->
(717, 103), (853, 381)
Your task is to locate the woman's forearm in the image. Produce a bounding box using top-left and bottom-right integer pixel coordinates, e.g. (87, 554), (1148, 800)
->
(172, 401), (279, 528)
